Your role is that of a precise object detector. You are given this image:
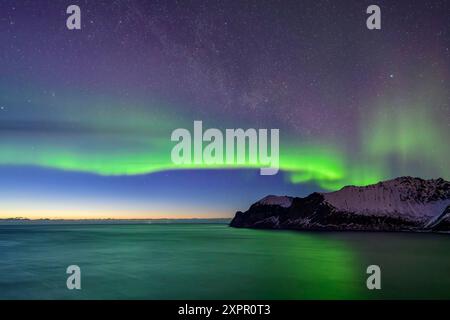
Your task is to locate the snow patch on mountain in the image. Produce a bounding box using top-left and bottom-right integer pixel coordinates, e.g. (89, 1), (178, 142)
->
(255, 195), (293, 208)
(323, 177), (450, 221)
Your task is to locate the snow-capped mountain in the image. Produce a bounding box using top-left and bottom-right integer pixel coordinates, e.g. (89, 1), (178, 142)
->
(230, 177), (450, 231)
(254, 195), (294, 208)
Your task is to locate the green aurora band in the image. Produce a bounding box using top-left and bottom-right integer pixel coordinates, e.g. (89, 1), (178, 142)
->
(1, 81), (448, 191)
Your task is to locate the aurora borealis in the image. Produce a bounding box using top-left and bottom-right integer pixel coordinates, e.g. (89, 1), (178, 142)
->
(0, 0), (449, 218)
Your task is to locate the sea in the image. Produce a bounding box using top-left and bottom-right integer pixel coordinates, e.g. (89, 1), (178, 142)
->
(0, 223), (449, 299)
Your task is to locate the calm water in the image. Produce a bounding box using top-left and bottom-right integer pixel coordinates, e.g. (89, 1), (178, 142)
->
(0, 224), (449, 299)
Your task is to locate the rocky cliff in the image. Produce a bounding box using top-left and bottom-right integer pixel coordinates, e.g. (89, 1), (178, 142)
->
(230, 177), (450, 232)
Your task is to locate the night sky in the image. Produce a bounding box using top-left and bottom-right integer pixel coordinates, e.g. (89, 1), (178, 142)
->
(0, 0), (449, 218)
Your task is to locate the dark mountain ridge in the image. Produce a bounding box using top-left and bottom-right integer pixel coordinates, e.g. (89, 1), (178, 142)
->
(230, 177), (450, 232)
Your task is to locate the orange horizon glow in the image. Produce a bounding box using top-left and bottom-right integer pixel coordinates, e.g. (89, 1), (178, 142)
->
(0, 208), (231, 220)
(0, 196), (234, 220)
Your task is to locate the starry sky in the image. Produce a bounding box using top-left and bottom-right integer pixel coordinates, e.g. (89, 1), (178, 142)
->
(0, 0), (449, 219)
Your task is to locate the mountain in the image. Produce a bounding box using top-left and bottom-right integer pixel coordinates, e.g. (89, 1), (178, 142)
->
(230, 177), (450, 232)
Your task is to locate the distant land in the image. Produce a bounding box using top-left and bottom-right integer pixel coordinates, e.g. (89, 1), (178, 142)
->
(231, 177), (450, 232)
(0, 218), (231, 225)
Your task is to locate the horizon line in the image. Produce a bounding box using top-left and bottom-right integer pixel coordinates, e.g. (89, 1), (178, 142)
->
(0, 217), (231, 221)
